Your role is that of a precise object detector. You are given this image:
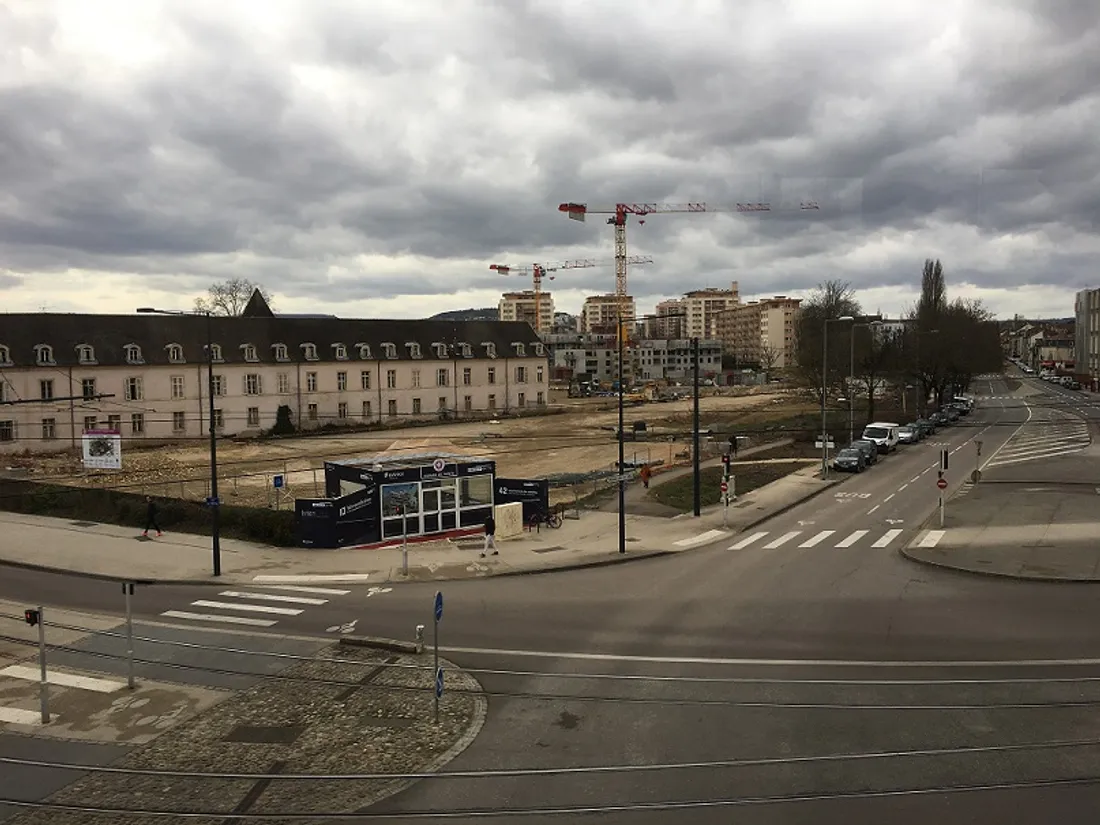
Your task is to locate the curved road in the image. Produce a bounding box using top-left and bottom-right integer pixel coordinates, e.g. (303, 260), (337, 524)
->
(5, 374), (1100, 822)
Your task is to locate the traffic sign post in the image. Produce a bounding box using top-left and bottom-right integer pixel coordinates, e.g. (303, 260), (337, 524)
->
(433, 591), (443, 723)
(25, 606), (49, 723)
(937, 471), (946, 527)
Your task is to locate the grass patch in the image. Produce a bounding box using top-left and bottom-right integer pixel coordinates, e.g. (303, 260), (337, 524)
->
(649, 461), (812, 512)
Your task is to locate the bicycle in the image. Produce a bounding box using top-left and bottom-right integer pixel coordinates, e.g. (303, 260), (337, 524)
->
(528, 506), (563, 530)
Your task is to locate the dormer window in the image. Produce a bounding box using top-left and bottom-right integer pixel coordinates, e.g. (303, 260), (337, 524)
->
(273, 343), (289, 362)
(123, 344), (143, 364)
(534, 343), (546, 357)
(208, 343), (223, 362)
(431, 342), (448, 359)
(76, 344), (96, 365)
(166, 343), (185, 363)
(406, 342), (423, 359)
(333, 343), (348, 360)
(356, 342), (373, 359)
(483, 342), (497, 359)
(241, 344), (258, 362)
(459, 343), (473, 358)
(301, 343), (318, 361)
(513, 342), (527, 357)
(34, 344), (55, 365)
(382, 343), (398, 359)
(0, 345), (10, 366)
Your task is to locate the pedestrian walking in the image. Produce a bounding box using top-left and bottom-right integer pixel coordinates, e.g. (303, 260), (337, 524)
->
(640, 464), (652, 489)
(143, 496), (162, 537)
(481, 512), (497, 557)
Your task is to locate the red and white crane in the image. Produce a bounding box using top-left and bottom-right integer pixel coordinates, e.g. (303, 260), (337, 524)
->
(490, 256), (654, 332)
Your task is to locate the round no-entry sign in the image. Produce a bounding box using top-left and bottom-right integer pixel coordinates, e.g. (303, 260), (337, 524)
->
(720, 482), (728, 493)
(937, 478), (948, 490)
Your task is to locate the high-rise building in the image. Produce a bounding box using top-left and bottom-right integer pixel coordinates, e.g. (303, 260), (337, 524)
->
(498, 290), (555, 335)
(581, 294), (636, 333)
(1076, 289), (1100, 379)
(716, 296), (801, 369)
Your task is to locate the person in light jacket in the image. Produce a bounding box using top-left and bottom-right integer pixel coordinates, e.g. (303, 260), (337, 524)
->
(481, 513), (497, 557)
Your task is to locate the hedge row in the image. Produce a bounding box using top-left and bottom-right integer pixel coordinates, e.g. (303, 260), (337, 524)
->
(0, 479), (297, 547)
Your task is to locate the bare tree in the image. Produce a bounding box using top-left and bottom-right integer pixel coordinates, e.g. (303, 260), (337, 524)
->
(758, 343), (783, 373)
(794, 280), (863, 401)
(195, 278), (274, 316)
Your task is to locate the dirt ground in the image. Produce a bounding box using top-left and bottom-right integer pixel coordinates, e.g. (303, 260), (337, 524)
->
(23, 387), (812, 509)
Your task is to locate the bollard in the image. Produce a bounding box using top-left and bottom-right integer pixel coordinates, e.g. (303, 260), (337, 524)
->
(123, 582), (136, 689)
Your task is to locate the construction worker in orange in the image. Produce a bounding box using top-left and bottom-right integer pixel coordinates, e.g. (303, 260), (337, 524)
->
(640, 464), (652, 489)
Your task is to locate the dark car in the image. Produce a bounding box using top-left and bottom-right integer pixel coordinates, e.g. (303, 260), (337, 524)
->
(833, 447), (866, 473)
(942, 406), (961, 423)
(849, 439), (879, 465)
(928, 410), (947, 428)
(913, 418), (936, 437)
(896, 425), (919, 444)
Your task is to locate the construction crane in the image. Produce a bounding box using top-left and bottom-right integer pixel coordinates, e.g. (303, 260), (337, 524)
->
(557, 200), (821, 308)
(490, 256), (654, 333)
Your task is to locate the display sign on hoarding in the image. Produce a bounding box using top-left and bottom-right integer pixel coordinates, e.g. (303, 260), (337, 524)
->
(81, 430), (122, 470)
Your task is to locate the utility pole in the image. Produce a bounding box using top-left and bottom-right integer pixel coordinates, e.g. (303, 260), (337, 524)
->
(205, 311), (222, 577)
(617, 317), (626, 554)
(692, 336), (701, 517)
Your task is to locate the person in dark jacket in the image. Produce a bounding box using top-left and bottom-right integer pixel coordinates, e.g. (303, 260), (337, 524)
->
(481, 513), (497, 557)
(143, 496), (163, 537)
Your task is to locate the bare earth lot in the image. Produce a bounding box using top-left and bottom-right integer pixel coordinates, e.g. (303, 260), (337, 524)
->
(21, 388), (814, 508)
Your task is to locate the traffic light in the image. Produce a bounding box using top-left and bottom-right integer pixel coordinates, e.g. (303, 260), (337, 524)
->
(24, 609), (39, 627)
(722, 453), (731, 468)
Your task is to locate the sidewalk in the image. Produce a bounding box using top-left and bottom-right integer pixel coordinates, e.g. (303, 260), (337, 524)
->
(0, 451), (838, 585)
(901, 481), (1100, 582)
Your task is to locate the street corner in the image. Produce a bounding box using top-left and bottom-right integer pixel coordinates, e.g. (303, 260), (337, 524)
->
(12, 644), (487, 821)
(898, 528), (1100, 582)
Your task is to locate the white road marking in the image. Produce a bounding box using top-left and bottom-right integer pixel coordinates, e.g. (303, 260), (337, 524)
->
(763, 531), (802, 549)
(883, 493), (894, 502)
(988, 447), (1090, 467)
(872, 529), (903, 548)
(898, 484), (908, 491)
(674, 529), (727, 548)
(0, 707), (46, 725)
(160, 610), (277, 627)
(217, 591), (328, 605)
(190, 600), (303, 616)
(909, 475), (921, 483)
(0, 665), (125, 693)
(257, 585), (352, 596)
(916, 530), (946, 548)
(866, 505), (880, 514)
(835, 530), (868, 548)
(729, 532), (768, 550)
(251, 574), (374, 584)
(799, 530), (835, 548)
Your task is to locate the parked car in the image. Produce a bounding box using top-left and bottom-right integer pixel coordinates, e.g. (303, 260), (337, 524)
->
(849, 439), (880, 466)
(862, 422), (900, 454)
(896, 424), (919, 444)
(913, 418), (936, 437)
(833, 447), (867, 473)
(928, 410), (947, 428)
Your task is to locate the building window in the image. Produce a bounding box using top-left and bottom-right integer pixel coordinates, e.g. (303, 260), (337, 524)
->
(537, 391), (545, 406)
(306, 372), (318, 392)
(81, 378), (96, 400)
(131, 413), (144, 434)
(518, 392), (526, 408)
(277, 373), (290, 394)
(273, 343), (289, 361)
(411, 369), (421, 388)
(388, 400), (398, 417)
(537, 366), (544, 383)
(386, 370), (397, 389)
(412, 398), (422, 414)
(360, 370), (372, 390)
(40, 379), (54, 400)
(247, 407), (260, 426)
(125, 377), (142, 400)
(0, 346), (10, 365)
(242, 344), (258, 362)
(172, 412), (186, 432)
(338, 402), (348, 419)
(77, 344), (95, 364)
(124, 344), (143, 364)
(308, 403), (318, 421)
(337, 371), (347, 392)
(302, 343), (318, 361)
(438, 396), (447, 411)
(0, 421), (13, 441)
(356, 343), (373, 360)
(213, 409), (224, 429)
(361, 400), (372, 419)
(41, 419), (56, 441)
(462, 367), (472, 385)
(487, 367), (496, 385)
(83, 415), (97, 431)
(407, 342), (423, 359)
(167, 344), (184, 363)
(107, 414), (120, 431)
(209, 343), (223, 362)
(334, 344), (348, 360)
(35, 344), (55, 365)
(487, 394), (496, 411)
(515, 366), (528, 383)
(245, 374), (263, 395)
(437, 368), (449, 387)
(211, 375), (226, 396)
(171, 375), (185, 399)
(464, 395), (472, 411)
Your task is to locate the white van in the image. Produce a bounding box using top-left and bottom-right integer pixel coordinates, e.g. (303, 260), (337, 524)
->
(862, 421), (900, 453)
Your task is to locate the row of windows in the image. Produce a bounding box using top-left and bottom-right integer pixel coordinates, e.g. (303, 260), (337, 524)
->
(0, 340), (546, 367)
(25, 365), (545, 402)
(0, 391), (548, 442)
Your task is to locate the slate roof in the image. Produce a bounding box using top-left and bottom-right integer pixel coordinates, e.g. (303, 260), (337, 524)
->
(0, 312), (543, 368)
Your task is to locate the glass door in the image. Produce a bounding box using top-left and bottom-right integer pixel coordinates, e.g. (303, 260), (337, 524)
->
(420, 482), (442, 534)
(439, 482), (457, 530)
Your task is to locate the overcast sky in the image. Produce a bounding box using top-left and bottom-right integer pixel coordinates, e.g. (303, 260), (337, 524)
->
(2, 0), (1097, 321)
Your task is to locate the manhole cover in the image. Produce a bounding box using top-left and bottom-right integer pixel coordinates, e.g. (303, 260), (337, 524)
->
(225, 724), (306, 745)
(70, 521), (98, 528)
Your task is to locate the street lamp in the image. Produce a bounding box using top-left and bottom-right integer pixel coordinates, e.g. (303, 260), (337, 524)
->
(137, 306), (222, 576)
(848, 320), (882, 444)
(822, 316), (854, 478)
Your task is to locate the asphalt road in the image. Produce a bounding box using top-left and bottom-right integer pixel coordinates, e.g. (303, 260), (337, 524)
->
(6, 374), (1100, 822)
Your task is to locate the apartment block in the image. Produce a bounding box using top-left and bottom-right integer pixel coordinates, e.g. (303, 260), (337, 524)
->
(1076, 289), (1100, 378)
(580, 294), (636, 333)
(498, 290), (554, 336)
(716, 296), (801, 369)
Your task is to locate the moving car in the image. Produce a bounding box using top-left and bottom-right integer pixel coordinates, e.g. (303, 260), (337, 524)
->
(849, 439), (880, 465)
(833, 447), (866, 473)
(896, 424), (919, 444)
(861, 422), (900, 453)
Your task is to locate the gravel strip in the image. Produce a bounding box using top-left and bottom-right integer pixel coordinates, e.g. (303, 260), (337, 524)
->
(8, 645), (485, 824)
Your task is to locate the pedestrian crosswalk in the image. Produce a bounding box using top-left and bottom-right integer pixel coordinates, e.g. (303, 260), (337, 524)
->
(160, 584), (351, 629)
(729, 527), (945, 551)
(985, 408), (1090, 468)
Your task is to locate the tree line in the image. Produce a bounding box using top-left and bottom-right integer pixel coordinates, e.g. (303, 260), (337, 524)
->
(794, 259), (1002, 421)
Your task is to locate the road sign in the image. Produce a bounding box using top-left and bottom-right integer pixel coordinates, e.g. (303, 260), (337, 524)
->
(720, 482), (728, 493)
(273, 474), (284, 489)
(435, 667), (444, 698)
(815, 440), (836, 449)
(434, 591), (444, 622)
(432, 458), (446, 472)
(937, 478), (948, 490)
(205, 496), (220, 507)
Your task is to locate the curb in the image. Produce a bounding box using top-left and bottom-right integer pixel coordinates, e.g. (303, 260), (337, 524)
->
(488, 548), (678, 577)
(736, 479), (842, 533)
(0, 557), (209, 587)
(338, 636), (423, 653)
(898, 545), (1100, 583)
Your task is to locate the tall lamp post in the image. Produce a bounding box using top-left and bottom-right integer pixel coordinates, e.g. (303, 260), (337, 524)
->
(848, 320), (882, 444)
(822, 316), (854, 478)
(137, 306), (222, 576)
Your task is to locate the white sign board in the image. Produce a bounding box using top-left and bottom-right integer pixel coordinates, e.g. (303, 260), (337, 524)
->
(82, 429), (122, 470)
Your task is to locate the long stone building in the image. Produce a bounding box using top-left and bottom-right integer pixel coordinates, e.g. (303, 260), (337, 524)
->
(0, 293), (549, 454)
